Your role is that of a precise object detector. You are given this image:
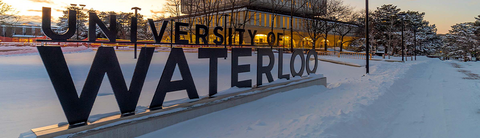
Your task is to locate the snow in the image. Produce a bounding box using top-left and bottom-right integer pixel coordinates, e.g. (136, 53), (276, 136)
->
(138, 57), (480, 138)
(53, 75), (327, 138)
(0, 46), (91, 56)
(3, 46), (479, 138)
(0, 47), (319, 138)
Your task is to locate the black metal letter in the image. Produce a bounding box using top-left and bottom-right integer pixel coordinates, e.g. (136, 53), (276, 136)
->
(306, 49), (318, 74)
(228, 28), (233, 45)
(267, 32), (275, 47)
(175, 22), (189, 44)
(257, 48), (275, 86)
(236, 29), (245, 45)
(213, 27), (224, 45)
(42, 7), (75, 41)
(89, 12), (116, 42)
(290, 49), (305, 77)
(150, 48), (199, 110)
(248, 30), (257, 46)
(198, 48), (227, 96)
(149, 19), (168, 43)
(277, 33), (283, 46)
(37, 47), (154, 125)
(196, 24), (209, 44)
(231, 48), (252, 88)
(278, 49), (290, 80)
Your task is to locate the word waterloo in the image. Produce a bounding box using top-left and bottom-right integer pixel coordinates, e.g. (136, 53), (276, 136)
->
(38, 7), (319, 126)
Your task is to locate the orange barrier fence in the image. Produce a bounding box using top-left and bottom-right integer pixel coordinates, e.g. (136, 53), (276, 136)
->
(317, 51), (372, 60)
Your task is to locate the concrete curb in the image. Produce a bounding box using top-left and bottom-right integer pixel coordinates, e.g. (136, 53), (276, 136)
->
(33, 76), (327, 138)
(384, 59), (403, 63)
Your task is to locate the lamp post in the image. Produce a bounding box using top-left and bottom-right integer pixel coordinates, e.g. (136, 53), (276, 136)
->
(70, 4), (85, 47)
(239, 23), (243, 48)
(222, 14), (230, 59)
(413, 26), (417, 61)
(222, 14), (230, 49)
(290, 0), (294, 53)
(365, 0), (369, 74)
(399, 13), (406, 62)
(131, 7), (141, 59)
(282, 27), (286, 50)
(170, 18), (174, 48)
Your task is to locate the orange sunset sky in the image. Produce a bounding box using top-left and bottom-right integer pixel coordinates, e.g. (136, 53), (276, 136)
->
(4, 0), (480, 34)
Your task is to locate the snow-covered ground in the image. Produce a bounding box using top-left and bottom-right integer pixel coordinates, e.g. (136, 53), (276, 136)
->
(0, 46), (90, 56)
(2, 47), (478, 138)
(138, 57), (480, 138)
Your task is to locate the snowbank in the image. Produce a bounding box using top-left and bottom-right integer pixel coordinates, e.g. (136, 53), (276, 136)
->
(138, 57), (433, 138)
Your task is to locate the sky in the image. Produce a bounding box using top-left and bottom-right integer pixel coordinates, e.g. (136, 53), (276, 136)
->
(4, 0), (166, 23)
(4, 0), (480, 34)
(343, 0), (480, 34)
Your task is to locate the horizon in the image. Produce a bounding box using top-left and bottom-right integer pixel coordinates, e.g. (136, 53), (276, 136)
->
(4, 0), (480, 34)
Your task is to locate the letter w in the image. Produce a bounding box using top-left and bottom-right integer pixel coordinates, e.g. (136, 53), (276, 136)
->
(37, 46), (154, 125)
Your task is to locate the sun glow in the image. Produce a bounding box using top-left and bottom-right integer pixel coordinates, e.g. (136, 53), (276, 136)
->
(4, 0), (166, 22)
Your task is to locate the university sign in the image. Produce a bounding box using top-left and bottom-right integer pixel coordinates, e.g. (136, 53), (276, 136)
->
(38, 7), (319, 126)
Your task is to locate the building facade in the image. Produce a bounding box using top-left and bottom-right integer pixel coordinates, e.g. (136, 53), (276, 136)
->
(156, 0), (358, 50)
(0, 22), (54, 43)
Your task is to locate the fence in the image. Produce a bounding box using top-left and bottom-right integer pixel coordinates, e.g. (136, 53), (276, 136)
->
(317, 51), (372, 60)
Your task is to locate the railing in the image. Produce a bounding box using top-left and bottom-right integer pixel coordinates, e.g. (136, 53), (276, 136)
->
(317, 51), (372, 60)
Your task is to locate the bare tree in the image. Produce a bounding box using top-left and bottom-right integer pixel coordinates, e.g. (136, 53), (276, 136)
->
(288, 0), (308, 50)
(333, 12), (358, 52)
(0, 0), (18, 25)
(266, 0), (289, 32)
(224, 0), (259, 45)
(298, 0), (326, 49)
(164, 0), (182, 21)
(319, 0), (351, 51)
(163, 0), (184, 43)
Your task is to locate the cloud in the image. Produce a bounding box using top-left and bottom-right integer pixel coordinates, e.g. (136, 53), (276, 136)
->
(18, 15), (60, 24)
(18, 15), (42, 23)
(27, 9), (42, 12)
(150, 10), (165, 14)
(28, 0), (54, 4)
(27, 8), (62, 13)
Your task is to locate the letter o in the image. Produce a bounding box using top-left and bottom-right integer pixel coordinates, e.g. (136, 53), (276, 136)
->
(290, 49), (305, 77)
(306, 50), (318, 75)
(267, 32), (275, 47)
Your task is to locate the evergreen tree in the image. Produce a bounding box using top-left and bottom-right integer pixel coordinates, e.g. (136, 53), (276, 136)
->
(94, 11), (151, 40)
(57, 6), (88, 40)
(333, 12), (358, 52)
(373, 4), (400, 56)
(444, 22), (479, 61)
(348, 4), (441, 57)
